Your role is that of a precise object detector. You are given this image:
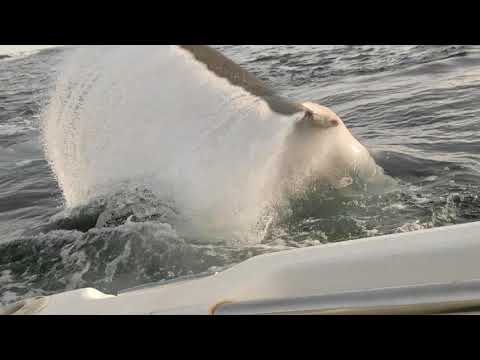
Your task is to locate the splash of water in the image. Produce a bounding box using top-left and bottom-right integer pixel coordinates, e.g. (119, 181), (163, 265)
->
(41, 45), (298, 238)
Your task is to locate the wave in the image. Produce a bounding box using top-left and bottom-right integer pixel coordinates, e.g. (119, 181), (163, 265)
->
(0, 45), (62, 59)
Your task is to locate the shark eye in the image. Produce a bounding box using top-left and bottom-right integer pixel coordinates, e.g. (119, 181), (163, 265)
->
(329, 118), (340, 127)
(318, 115), (339, 128)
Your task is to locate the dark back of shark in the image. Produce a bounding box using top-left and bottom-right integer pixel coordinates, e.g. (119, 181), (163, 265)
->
(178, 45), (302, 116)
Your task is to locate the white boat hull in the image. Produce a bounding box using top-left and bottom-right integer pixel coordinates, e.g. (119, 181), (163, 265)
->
(4, 221), (480, 315)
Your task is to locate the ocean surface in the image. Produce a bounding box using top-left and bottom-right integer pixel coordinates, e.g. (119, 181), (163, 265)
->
(1, 45), (479, 305)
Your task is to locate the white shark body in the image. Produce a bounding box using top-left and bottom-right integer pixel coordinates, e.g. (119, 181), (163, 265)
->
(276, 101), (383, 191)
(43, 45), (387, 236)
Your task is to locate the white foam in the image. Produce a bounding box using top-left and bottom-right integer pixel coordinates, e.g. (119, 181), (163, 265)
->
(0, 45), (61, 58)
(0, 291), (18, 304)
(42, 45), (298, 239)
(0, 270), (12, 284)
